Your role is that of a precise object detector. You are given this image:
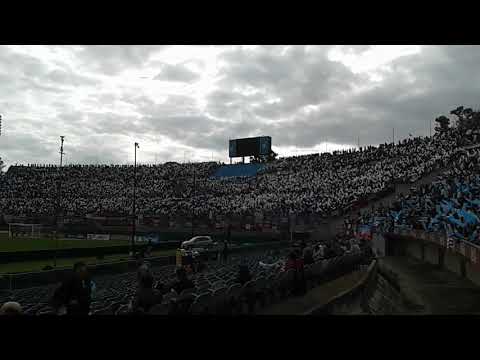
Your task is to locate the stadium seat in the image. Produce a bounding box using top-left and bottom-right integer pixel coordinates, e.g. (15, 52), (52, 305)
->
(211, 281), (225, 291)
(226, 284), (243, 314)
(212, 287), (228, 314)
(173, 291), (197, 314)
(37, 307), (56, 315)
(241, 280), (256, 314)
(189, 293), (213, 315)
(162, 291), (177, 305)
(149, 303), (170, 315)
(115, 304), (131, 315)
(280, 270), (295, 299)
(254, 276), (267, 308)
(304, 265), (315, 290)
(92, 307), (114, 315)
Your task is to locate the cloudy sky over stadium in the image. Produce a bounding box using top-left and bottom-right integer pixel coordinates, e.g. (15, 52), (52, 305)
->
(0, 45), (479, 166)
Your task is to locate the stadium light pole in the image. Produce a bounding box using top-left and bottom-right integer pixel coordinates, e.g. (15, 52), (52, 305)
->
(131, 142), (139, 256)
(54, 136), (65, 267)
(191, 165), (196, 237)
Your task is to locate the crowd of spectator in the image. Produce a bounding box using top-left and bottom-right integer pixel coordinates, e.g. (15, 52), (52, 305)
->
(356, 142), (480, 246)
(0, 129), (465, 222)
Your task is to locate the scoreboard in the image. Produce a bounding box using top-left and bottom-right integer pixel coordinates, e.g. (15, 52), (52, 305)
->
(229, 136), (271, 158)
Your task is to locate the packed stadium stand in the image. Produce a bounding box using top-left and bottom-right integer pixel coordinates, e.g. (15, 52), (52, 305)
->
(356, 143), (480, 247)
(0, 128), (467, 221)
(211, 163), (265, 179)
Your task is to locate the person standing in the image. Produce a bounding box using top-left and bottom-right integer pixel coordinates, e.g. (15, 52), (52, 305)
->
(222, 239), (229, 264)
(284, 251), (306, 296)
(131, 267), (163, 314)
(236, 264), (252, 285)
(302, 244), (314, 265)
(51, 262), (94, 316)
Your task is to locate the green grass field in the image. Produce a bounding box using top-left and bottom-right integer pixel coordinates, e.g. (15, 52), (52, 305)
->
(0, 249), (177, 274)
(0, 233), (129, 252)
(0, 232), (176, 274)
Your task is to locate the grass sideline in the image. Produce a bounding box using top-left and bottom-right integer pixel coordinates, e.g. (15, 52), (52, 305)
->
(0, 249), (177, 274)
(0, 233), (130, 253)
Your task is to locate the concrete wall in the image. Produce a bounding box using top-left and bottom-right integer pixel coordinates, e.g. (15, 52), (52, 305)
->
(387, 234), (480, 287)
(406, 240), (422, 261)
(466, 262), (480, 287)
(444, 250), (460, 274)
(425, 243), (440, 266)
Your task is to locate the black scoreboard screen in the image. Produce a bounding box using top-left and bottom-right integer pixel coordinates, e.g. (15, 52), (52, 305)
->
(229, 136), (271, 158)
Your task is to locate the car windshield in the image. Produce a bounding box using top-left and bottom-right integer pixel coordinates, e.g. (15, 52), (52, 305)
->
(194, 236), (209, 241)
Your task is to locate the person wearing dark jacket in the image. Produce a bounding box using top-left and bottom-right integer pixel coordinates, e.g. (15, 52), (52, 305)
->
(131, 270), (163, 313)
(51, 262), (93, 315)
(236, 264), (252, 285)
(168, 267), (195, 295)
(302, 245), (314, 265)
(221, 240), (229, 264)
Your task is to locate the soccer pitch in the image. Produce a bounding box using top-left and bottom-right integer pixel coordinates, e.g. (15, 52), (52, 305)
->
(0, 233), (179, 274)
(0, 249), (177, 274)
(0, 233), (130, 253)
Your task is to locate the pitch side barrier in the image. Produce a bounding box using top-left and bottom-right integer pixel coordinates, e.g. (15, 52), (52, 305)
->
(0, 241), (289, 291)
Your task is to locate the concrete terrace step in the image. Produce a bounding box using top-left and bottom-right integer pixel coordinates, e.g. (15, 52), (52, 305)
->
(259, 270), (366, 315)
(380, 257), (480, 314)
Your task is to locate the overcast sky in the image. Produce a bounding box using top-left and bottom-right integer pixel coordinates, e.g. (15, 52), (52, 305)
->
(0, 45), (479, 167)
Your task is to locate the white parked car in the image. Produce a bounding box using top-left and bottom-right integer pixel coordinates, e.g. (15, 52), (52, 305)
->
(181, 236), (217, 252)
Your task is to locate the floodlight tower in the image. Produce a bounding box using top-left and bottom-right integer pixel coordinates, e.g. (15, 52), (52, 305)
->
(54, 136), (65, 267)
(131, 142), (139, 256)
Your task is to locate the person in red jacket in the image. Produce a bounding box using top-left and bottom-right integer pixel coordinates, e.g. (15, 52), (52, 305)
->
(284, 251), (306, 296)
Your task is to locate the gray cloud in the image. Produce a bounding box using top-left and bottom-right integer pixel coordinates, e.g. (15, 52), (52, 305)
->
(153, 62), (201, 83)
(1, 45), (480, 167)
(74, 45), (168, 76)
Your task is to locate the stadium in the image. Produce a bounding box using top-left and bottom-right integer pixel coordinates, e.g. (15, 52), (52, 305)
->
(1, 45), (480, 316)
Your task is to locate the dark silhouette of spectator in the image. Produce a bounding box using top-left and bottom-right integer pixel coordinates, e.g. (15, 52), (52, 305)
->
(168, 267), (195, 295)
(131, 268), (163, 313)
(236, 264), (252, 285)
(302, 245), (314, 265)
(222, 240), (229, 264)
(285, 251), (306, 296)
(51, 262), (93, 315)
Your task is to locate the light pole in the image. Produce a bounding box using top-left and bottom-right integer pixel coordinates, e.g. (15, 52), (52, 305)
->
(54, 136), (65, 267)
(191, 166), (196, 237)
(131, 142), (139, 256)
